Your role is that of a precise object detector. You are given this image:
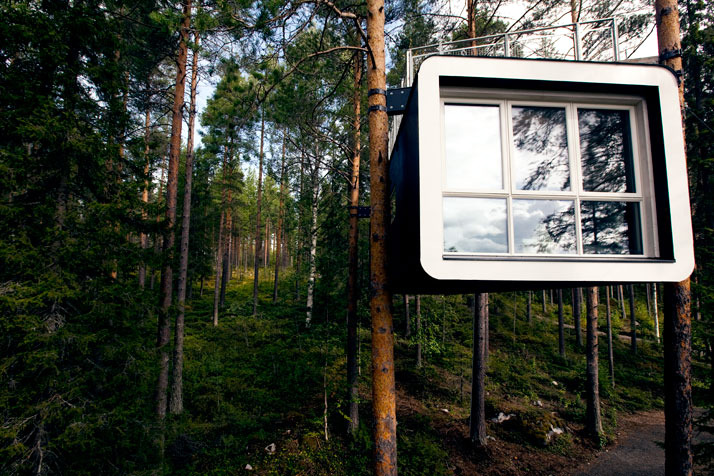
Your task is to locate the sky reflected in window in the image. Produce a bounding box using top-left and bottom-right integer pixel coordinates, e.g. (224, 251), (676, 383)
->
(513, 199), (576, 254)
(445, 105), (502, 190)
(443, 197), (508, 253)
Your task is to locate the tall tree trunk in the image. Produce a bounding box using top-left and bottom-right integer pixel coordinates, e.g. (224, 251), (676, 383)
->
(606, 287), (615, 387)
(169, 32), (200, 415)
(156, 0), (191, 421)
(139, 91), (151, 288)
(542, 289), (547, 314)
(484, 294), (489, 362)
(618, 285), (626, 321)
(404, 295), (411, 337)
(558, 289), (566, 358)
(656, 2), (693, 473)
(220, 205), (232, 308)
(416, 295), (422, 368)
(273, 135), (287, 303)
(367, 0), (397, 469)
(629, 284), (637, 354)
(305, 163), (319, 327)
(253, 113), (265, 317)
(573, 288), (582, 346)
(346, 48), (362, 433)
(654, 283), (661, 343)
(585, 287), (603, 439)
(470, 292), (487, 446)
(212, 142), (230, 326)
(212, 210), (224, 326)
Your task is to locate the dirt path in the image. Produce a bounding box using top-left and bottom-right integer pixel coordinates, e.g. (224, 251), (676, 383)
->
(575, 409), (713, 476)
(575, 410), (665, 476)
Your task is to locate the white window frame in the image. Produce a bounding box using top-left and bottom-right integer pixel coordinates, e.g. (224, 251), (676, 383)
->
(415, 56), (694, 283)
(439, 92), (659, 259)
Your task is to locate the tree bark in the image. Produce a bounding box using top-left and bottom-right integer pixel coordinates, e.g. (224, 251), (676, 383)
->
(656, 2), (693, 473)
(606, 286), (615, 387)
(139, 89), (151, 288)
(169, 32), (199, 415)
(654, 283), (661, 343)
(156, 0), (191, 421)
(542, 289), (547, 315)
(404, 295), (411, 337)
(367, 0), (397, 468)
(305, 157), (320, 326)
(346, 50), (362, 433)
(273, 135), (287, 303)
(573, 288), (582, 347)
(253, 113), (265, 317)
(629, 284), (637, 354)
(558, 289), (566, 358)
(416, 295), (422, 368)
(470, 292), (487, 446)
(585, 286), (603, 439)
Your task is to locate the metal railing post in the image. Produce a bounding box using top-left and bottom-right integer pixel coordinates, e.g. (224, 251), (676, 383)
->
(574, 22), (582, 60)
(406, 49), (413, 86)
(612, 17), (621, 61)
(504, 33), (510, 57)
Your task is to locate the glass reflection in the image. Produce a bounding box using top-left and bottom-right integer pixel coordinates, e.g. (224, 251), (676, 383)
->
(445, 105), (503, 190)
(443, 197), (508, 253)
(513, 199), (576, 254)
(579, 109), (635, 193)
(581, 201), (643, 254)
(512, 106), (570, 191)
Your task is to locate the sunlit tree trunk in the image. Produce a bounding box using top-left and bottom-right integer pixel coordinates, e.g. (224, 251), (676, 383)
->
(470, 292), (487, 447)
(169, 32), (200, 415)
(629, 284), (637, 353)
(605, 286), (615, 387)
(253, 113), (265, 317)
(654, 283), (661, 343)
(367, 0), (397, 468)
(573, 288), (582, 346)
(558, 289), (565, 358)
(656, 2), (693, 473)
(156, 0), (191, 421)
(585, 287), (603, 439)
(273, 135), (286, 303)
(346, 48), (362, 434)
(305, 160), (319, 327)
(139, 88), (151, 288)
(416, 295), (422, 368)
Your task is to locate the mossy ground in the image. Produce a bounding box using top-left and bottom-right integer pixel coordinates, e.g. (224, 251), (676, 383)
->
(164, 276), (676, 475)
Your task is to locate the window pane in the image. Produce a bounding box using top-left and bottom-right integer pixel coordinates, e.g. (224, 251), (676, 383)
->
(445, 105), (502, 190)
(512, 106), (570, 191)
(581, 201), (643, 254)
(443, 197), (508, 253)
(579, 109), (635, 193)
(513, 199), (576, 254)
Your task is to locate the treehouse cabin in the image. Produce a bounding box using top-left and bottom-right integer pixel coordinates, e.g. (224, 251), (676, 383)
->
(388, 56), (693, 294)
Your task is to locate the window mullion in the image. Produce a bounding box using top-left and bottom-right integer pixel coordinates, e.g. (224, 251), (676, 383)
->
(568, 103), (584, 255)
(504, 100), (515, 255)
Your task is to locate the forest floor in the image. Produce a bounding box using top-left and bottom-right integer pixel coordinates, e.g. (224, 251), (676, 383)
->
(166, 273), (711, 475)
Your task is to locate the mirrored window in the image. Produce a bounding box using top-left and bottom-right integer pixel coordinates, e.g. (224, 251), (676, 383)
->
(579, 109), (636, 193)
(512, 106), (570, 191)
(513, 199), (576, 254)
(444, 105), (503, 190)
(581, 201), (642, 254)
(443, 197), (508, 253)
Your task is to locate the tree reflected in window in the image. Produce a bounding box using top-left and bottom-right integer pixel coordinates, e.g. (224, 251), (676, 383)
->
(512, 106), (570, 191)
(579, 109), (636, 193)
(581, 201), (642, 254)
